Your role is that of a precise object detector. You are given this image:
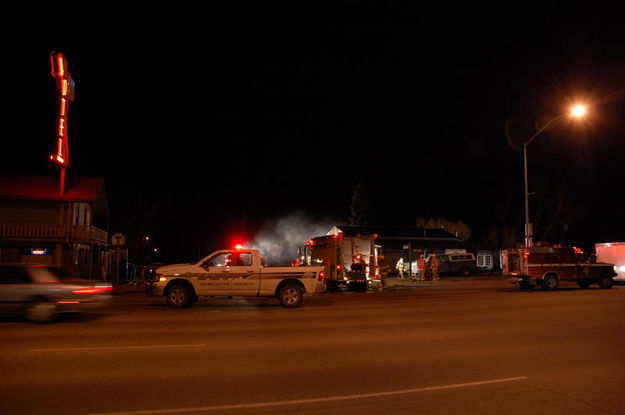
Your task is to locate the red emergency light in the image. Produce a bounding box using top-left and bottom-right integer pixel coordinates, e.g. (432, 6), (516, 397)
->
(235, 244), (244, 250)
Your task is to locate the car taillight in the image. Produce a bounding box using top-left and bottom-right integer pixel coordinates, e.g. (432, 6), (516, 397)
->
(318, 271), (325, 282)
(72, 288), (100, 294)
(73, 285), (112, 294)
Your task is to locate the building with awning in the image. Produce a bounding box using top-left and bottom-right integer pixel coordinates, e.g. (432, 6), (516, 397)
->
(0, 175), (109, 278)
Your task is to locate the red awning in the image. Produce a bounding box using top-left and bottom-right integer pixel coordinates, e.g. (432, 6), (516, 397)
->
(0, 175), (105, 202)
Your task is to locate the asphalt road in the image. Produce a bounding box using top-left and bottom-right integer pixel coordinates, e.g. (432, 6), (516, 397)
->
(1, 278), (624, 415)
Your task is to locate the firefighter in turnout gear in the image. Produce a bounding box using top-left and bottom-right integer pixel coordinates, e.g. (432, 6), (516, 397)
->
(417, 255), (427, 281)
(378, 253), (391, 280)
(396, 258), (405, 279)
(430, 254), (440, 281)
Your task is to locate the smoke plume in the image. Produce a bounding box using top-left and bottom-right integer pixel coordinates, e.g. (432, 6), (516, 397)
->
(250, 211), (337, 265)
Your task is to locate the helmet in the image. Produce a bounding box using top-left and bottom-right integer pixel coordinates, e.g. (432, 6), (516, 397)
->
(431, 253), (436, 257)
(420, 254), (424, 258)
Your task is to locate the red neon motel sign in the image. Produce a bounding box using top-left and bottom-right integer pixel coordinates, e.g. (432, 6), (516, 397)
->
(50, 52), (75, 167)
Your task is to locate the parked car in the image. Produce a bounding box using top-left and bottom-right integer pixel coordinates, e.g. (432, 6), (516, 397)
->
(0, 264), (112, 323)
(344, 261), (368, 292)
(436, 253), (477, 276)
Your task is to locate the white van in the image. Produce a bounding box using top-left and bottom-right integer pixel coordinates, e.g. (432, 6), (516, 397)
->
(595, 242), (625, 282)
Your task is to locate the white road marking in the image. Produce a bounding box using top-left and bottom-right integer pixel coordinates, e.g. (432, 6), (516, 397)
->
(88, 376), (528, 415)
(27, 344), (207, 353)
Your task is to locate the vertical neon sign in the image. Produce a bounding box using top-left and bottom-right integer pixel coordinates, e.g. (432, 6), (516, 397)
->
(49, 52), (75, 194)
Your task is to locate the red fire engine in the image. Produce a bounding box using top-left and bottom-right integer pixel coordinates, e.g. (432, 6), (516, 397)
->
(502, 243), (616, 290)
(296, 231), (382, 291)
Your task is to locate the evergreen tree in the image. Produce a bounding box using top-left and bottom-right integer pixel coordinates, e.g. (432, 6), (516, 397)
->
(350, 181), (373, 226)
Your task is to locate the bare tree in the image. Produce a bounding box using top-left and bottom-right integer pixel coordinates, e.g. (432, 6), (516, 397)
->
(531, 175), (584, 245)
(484, 225), (518, 249)
(415, 217), (472, 240)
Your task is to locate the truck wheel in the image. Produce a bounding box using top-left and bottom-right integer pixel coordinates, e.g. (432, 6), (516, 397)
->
(542, 274), (559, 290)
(598, 275), (613, 289)
(459, 267), (470, 277)
(577, 280), (593, 289)
(167, 282), (193, 308)
(277, 284), (303, 308)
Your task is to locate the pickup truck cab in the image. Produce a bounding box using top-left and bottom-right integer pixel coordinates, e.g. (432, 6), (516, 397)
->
(150, 248), (326, 307)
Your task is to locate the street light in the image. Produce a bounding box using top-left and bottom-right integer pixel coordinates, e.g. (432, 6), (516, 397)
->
(572, 105), (586, 117)
(523, 104), (587, 247)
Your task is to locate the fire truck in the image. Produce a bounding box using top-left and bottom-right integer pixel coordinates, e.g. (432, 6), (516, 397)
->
(296, 230), (382, 291)
(502, 243), (616, 290)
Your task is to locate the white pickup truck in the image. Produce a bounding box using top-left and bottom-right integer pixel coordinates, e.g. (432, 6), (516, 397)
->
(150, 248), (326, 308)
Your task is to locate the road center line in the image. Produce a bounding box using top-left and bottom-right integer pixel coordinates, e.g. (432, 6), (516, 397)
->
(27, 344), (207, 353)
(89, 376), (528, 415)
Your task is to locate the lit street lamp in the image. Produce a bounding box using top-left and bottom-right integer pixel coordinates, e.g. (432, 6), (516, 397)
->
(572, 105), (586, 117)
(523, 105), (586, 247)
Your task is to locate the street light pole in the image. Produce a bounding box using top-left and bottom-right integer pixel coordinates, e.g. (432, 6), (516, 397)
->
(523, 139), (530, 247)
(523, 105), (586, 247)
(523, 114), (563, 247)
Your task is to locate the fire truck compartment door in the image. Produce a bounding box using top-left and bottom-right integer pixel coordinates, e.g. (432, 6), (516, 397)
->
(342, 239), (353, 267)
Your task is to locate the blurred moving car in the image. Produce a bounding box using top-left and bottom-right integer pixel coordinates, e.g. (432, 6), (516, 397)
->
(0, 264), (112, 323)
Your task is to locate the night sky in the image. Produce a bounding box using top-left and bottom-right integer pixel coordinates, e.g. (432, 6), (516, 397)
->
(5, 6), (625, 262)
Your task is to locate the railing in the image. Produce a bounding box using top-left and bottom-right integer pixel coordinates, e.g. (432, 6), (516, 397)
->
(0, 222), (108, 245)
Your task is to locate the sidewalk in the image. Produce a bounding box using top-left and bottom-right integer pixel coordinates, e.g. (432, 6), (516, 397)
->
(383, 277), (435, 290)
